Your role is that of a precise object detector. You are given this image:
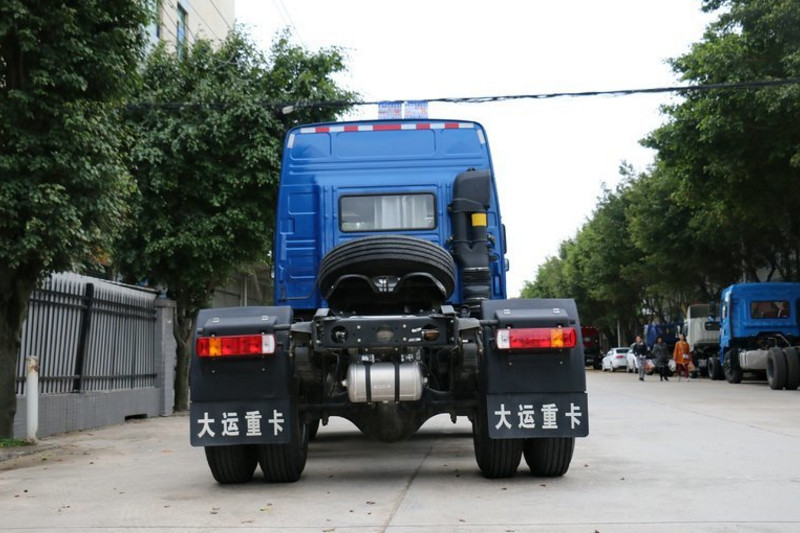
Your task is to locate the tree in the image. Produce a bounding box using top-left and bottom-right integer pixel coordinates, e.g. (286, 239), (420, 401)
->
(117, 31), (356, 411)
(0, 2), (148, 438)
(645, 0), (800, 283)
(524, 0), (800, 335)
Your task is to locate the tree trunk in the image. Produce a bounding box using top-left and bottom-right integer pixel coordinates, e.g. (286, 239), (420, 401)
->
(0, 270), (39, 438)
(172, 310), (195, 412)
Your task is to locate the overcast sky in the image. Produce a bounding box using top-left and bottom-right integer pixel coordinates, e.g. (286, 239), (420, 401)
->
(235, 0), (715, 297)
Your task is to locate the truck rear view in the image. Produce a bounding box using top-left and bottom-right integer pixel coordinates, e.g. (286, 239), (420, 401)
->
(189, 119), (589, 483)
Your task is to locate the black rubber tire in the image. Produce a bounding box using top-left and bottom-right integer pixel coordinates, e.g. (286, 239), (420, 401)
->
(472, 406), (522, 479)
(766, 346), (787, 390)
(707, 355), (723, 380)
(317, 235), (456, 298)
(204, 445), (258, 484)
(723, 349), (743, 384)
(783, 347), (800, 390)
(524, 437), (575, 477)
(257, 409), (309, 483)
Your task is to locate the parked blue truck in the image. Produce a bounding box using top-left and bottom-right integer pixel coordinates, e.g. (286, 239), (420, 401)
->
(707, 282), (800, 390)
(188, 119), (589, 483)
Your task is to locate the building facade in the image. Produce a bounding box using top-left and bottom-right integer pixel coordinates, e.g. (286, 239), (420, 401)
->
(147, 0), (235, 52)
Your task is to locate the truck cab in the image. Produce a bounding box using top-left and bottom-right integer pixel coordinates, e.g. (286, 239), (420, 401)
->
(708, 282), (800, 389)
(274, 120), (507, 316)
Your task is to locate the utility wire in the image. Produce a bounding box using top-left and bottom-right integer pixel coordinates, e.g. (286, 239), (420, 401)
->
(125, 77), (800, 114)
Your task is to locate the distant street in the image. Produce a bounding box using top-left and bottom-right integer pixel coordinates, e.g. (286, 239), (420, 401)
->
(2, 370), (799, 532)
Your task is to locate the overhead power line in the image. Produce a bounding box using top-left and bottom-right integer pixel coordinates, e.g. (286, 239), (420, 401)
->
(126, 77), (800, 113)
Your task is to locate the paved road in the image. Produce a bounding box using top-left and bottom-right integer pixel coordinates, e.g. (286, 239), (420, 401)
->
(1, 370), (799, 532)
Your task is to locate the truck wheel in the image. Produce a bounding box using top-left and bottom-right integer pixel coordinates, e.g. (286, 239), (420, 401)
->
(257, 410), (309, 482)
(523, 437), (575, 477)
(766, 347), (788, 390)
(472, 407), (522, 479)
(707, 356), (722, 380)
(723, 349), (743, 384)
(318, 235), (456, 299)
(783, 347), (800, 390)
(204, 445), (258, 484)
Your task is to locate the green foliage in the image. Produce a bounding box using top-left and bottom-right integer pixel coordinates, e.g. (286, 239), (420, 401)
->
(0, 438), (31, 448)
(119, 31), (355, 314)
(0, 1), (149, 438)
(523, 0), (800, 342)
(117, 29), (356, 409)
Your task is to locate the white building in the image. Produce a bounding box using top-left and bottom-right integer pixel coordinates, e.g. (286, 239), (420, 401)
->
(147, 0), (235, 52)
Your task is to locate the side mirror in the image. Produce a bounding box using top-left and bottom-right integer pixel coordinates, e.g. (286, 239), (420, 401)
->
(704, 320), (720, 331)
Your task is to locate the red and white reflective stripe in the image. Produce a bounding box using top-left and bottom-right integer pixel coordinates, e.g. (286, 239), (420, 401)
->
(298, 122), (475, 134)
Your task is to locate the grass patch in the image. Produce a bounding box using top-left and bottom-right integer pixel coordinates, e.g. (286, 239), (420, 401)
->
(0, 438), (33, 448)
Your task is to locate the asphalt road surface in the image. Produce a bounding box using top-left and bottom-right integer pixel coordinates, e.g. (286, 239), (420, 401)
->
(1, 369), (799, 532)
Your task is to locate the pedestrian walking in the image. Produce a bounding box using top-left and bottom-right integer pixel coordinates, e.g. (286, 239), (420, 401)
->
(652, 336), (670, 381)
(632, 335), (649, 381)
(674, 333), (691, 381)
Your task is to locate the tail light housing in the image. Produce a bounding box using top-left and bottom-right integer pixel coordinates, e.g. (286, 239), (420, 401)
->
(196, 334), (276, 358)
(496, 327), (577, 350)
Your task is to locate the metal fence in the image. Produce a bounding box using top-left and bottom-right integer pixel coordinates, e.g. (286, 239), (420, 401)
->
(16, 273), (158, 395)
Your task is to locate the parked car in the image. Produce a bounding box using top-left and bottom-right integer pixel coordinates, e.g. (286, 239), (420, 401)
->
(602, 347), (630, 372)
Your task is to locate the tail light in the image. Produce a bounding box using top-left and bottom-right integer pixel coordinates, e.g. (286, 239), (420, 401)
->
(196, 334), (276, 358)
(495, 327), (577, 350)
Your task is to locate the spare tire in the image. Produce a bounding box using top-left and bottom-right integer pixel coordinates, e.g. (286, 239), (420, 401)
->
(318, 235), (456, 300)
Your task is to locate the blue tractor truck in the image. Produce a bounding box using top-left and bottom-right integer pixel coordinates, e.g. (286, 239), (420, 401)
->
(188, 119), (589, 483)
(707, 282), (800, 390)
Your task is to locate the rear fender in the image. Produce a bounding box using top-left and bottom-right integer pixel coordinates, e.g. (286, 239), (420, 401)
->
(480, 299), (586, 394)
(190, 306), (295, 447)
(479, 298), (588, 439)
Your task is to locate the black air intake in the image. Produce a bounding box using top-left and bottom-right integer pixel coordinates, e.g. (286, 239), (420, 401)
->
(450, 169), (492, 313)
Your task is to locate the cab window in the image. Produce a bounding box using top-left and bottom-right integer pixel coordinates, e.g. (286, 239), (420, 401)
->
(339, 194), (435, 232)
(750, 300), (790, 319)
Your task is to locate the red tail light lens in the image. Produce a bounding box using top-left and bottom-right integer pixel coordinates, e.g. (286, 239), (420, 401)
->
(196, 334), (276, 358)
(496, 327), (577, 350)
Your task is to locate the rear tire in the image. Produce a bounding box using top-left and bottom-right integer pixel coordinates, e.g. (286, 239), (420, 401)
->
(258, 402), (309, 482)
(723, 349), (743, 384)
(766, 347), (787, 390)
(783, 347), (800, 390)
(708, 355), (723, 380)
(472, 406), (522, 479)
(524, 437), (575, 477)
(204, 445), (257, 484)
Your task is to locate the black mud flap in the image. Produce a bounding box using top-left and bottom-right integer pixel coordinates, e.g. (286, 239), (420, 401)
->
(485, 392), (588, 439)
(190, 398), (293, 446)
(480, 299), (589, 439)
(190, 306), (295, 447)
